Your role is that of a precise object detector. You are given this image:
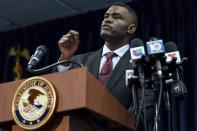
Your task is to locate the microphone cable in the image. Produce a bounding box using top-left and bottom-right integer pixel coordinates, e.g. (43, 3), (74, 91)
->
(28, 60), (84, 74)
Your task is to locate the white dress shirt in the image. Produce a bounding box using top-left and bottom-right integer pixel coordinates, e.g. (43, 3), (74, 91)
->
(99, 44), (130, 72)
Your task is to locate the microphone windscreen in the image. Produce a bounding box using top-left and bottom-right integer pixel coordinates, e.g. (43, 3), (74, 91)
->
(130, 38), (144, 48)
(149, 37), (159, 41)
(165, 42), (178, 52)
(36, 45), (47, 52)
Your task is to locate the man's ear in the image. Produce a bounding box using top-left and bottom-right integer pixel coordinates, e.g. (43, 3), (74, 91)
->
(127, 24), (137, 34)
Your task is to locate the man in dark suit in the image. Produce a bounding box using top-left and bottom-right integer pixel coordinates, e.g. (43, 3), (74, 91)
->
(57, 3), (155, 130)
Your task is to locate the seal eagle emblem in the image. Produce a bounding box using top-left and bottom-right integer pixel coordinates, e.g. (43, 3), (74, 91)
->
(12, 76), (56, 130)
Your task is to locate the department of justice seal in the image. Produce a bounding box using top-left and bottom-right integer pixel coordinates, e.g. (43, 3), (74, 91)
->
(12, 76), (56, 130)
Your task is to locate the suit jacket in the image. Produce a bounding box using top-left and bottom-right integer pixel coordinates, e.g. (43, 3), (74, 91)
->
(73, 48), (134, 110)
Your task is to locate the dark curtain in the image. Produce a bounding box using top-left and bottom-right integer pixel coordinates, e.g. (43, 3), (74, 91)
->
(0, 0), (196, 130)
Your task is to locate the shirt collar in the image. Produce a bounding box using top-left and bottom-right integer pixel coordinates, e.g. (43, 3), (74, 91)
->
(102, 44), (130, 57)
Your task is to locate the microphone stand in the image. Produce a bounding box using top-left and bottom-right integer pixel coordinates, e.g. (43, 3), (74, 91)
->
(150, 57), (164, 131)
(153, 73), (163, 131)
(134, 64), (147, 131)
(153, 57), (188, 131)
(134, 56), (149, 131)
(139, 65), (147, 131)
(163, 90), (171, 131)
(163, 64), (175, 131)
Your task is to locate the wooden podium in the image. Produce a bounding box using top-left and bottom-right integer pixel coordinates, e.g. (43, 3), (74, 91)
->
(0, 67), (135, 131)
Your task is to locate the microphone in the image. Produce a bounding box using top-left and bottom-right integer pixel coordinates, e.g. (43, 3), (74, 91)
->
(146, 37), (165, 78)
(164, 42), (188, 99)
(126, 38), (146, 119)
(163, 42), (181, 78)
(126, 38), (145, 86)
(165, 41), (181, 64)
(130, 38), (146, 62)
(27, 45), (47, 70)
(146, 38), (165, 131)
(130, 38), (146, 83)
(146, 37), (165, 55)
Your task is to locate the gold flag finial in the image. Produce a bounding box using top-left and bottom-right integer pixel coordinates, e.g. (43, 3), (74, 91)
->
(8, 44), (30, 80)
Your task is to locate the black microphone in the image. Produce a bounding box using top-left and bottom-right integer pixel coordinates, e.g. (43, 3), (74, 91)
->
(146, 37), (165, 131)
(164, 42), (188, 99)
(146, 37), (165, 78)
(130, 38), (146, 62)
(127, 38), (146, 84)
(129, 38), (150, 130)
(164, 42), (181, 78)
(126, 38), (145, 86)
(165, 41), (181, 64)
(27, 45), (47, 70)
(127, 38), (146, 125)
(130, 38), (146, 83)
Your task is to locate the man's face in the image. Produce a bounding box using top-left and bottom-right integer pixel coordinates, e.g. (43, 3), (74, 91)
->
(100, 5), (134, 40)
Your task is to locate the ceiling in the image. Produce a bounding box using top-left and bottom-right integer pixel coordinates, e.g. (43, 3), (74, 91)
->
(0, 0), (135, 32)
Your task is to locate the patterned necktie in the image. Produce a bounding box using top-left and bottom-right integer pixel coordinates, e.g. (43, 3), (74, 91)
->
(99, 52), (115, 86)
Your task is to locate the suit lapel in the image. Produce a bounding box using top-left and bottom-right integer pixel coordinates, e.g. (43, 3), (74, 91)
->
(106, 49), (131, 90)
(87, 49), (102, 80)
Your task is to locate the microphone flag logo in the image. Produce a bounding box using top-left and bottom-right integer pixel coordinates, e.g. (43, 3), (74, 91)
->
(130, 46), (145, 60)
(165, 51), (181, 63)
(146, 40), (165, 55)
